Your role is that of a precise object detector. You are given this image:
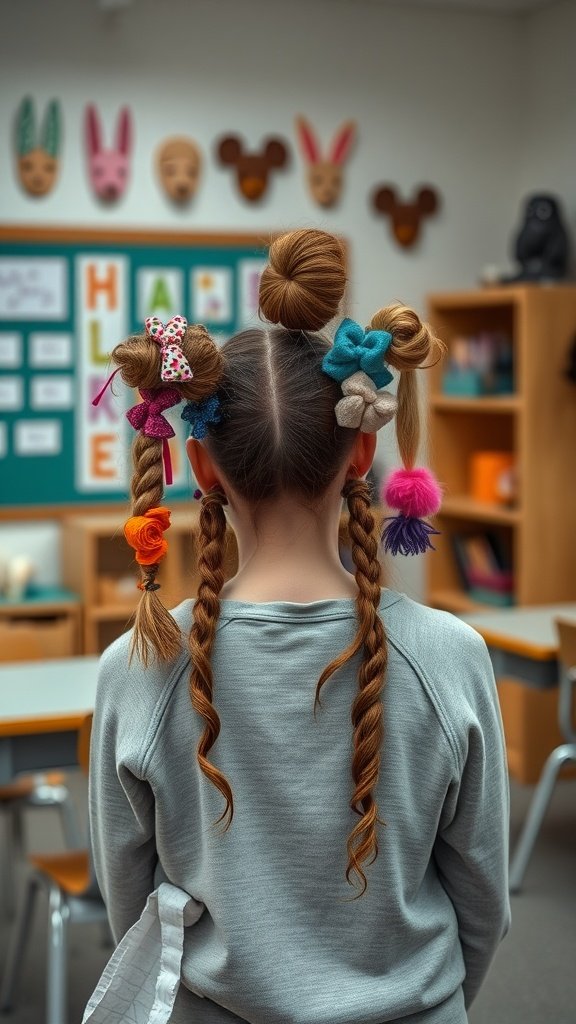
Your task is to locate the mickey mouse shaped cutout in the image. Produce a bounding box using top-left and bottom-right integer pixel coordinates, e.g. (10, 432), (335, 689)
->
(295, 116), (356, 208)
(372, 185), (440, 248)
(217, 135), (289, 202)
(85, 104), (133, 203)
(15, 97), (61, 197)
(155, 136), (202, 205)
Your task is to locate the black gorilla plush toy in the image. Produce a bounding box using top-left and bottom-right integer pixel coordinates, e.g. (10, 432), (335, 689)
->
(506, 193), (570, 282)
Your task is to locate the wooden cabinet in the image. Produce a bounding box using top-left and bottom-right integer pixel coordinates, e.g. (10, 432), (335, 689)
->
(0, 591), (81, 661)
(426, 285), (576, 614)
(62, 511), (238, 654)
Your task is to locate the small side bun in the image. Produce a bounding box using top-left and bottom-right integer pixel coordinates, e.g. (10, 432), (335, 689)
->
(369, 304), (444, 372)
(111, 324), (224, 401)
(259, 228), (346, 332)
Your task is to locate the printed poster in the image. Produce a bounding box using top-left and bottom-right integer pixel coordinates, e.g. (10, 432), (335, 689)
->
(192, 268), (232, 324)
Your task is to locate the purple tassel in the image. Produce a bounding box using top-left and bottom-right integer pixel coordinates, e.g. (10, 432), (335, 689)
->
(381, 514), (440, 556)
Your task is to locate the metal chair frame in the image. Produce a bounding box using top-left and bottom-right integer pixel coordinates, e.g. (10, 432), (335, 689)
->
(509, 618), (576, 892)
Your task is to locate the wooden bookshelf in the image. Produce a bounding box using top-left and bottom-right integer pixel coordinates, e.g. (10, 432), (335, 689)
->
(426, 284), (576, 612)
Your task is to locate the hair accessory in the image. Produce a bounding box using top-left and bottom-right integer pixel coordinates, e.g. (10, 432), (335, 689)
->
(380, 467), (442, 556)
(124, 506), (171, 566)
(335, 371), (397, 432)
(322, 317), (394, 389)
(126, 387), (180, 486)
(137, 580), (161, 592)
(145, 315), (194, 382)
(91, 366), (122, 407)
(181, 395), (222, 439)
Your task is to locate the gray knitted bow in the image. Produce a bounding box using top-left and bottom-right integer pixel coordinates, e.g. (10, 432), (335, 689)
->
(334, 371), (397, 432)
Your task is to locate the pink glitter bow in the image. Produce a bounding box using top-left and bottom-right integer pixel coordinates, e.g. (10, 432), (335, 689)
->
(145, 315), (194, 383)
(126, 387), (181, 485)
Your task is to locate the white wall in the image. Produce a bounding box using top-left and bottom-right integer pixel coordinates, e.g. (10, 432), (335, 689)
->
(0, 0), (552, 598)
(517, 0), (576, 266)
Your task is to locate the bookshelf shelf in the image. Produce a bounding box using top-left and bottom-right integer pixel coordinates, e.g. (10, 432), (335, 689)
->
(439, 497), (521, 525)
(426, 284), (576, 610)
(430, 395), (520, 414)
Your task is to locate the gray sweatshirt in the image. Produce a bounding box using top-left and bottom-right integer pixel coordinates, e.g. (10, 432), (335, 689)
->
(89, 588), (510, 1024)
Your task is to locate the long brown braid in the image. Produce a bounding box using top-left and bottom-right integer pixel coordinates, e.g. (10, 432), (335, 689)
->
(128, 432), (182, 665)
(187, 489), (231, 834)
(314, 477), (387, 900)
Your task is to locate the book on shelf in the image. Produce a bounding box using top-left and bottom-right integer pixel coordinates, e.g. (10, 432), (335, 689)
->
(451, 531), (514, 606)
(442, 332), (514, 397)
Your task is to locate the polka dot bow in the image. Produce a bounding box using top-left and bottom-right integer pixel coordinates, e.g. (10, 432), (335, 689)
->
(145, 315), (194, 383)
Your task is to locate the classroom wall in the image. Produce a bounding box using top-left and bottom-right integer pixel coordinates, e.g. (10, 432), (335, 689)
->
(0, 0), (559, 600)
(517, 0), (576, 265)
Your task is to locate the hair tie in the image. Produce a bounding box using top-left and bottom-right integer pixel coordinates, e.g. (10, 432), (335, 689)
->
(334, 371), (397, 432)
(145, 315), (194, 382)
(137, 580), (161, 592)
(126, 387), (180, 486)
(181, 394), (222, 439)
(380, 467), (442, 556)
(124, 507), (171, 565)
(322, 318), (393, 389)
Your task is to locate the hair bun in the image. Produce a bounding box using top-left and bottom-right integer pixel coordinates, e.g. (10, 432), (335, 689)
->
(259, 228), (346, 332)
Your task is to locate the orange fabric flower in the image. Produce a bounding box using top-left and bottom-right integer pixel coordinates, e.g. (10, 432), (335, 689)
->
(124, 506), (171, 565)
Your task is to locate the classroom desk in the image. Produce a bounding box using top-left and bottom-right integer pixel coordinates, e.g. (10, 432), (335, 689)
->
(462, 603), (576, 891)
(0, 656), (99, 785)
(462, 603), (576, 685)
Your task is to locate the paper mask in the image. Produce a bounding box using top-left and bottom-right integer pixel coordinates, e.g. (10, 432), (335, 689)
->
(295, 116), (356, 208)
(15, 97), (61, 197)
(85, 104), (133, 203)
(155, 136), (202, 204)
(372, 185), (440, 248)
(217, 135), (289, 202)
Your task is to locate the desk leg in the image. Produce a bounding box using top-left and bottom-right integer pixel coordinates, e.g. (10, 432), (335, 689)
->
(509, 742), (576, 892)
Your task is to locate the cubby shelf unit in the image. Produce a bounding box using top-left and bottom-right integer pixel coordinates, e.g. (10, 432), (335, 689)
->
(425, 284), (576, 614)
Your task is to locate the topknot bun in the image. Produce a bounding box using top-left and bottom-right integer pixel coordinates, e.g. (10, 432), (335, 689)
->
(369, 304), (444, 372)
(259, 228), (346, 332)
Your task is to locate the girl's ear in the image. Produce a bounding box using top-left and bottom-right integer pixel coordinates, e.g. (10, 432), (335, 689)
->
(346, 431), (377, 480)
(186, 437), (225, 493)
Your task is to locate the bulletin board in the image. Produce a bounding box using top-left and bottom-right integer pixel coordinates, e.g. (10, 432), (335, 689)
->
(0, 227), (270, 517)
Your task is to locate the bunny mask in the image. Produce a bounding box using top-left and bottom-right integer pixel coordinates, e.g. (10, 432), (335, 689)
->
(15, 97), (61, 197)
(85, 104), (133, 203)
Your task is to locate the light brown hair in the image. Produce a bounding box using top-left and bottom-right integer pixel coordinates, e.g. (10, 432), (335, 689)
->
(115, 229), (443, 901)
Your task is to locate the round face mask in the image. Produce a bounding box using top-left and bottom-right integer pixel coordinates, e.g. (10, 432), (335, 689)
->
(156, 137), (202, 204)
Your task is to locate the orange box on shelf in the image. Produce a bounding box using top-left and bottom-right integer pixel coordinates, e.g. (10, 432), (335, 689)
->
(469, 451), (516, 504)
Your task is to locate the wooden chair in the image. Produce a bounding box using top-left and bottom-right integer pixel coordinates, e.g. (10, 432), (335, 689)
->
(0, 642), (82, 918)
(509, 618), (576, 891)
(0, 713), (110, 1024)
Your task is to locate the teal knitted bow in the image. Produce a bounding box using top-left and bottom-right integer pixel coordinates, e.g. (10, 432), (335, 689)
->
(322, 318), (393, 388)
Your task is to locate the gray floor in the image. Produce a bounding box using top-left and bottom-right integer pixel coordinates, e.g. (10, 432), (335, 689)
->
(0, 772), (575, 1024)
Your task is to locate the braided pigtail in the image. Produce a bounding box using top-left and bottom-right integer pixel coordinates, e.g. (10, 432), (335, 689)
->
(188, 489), (232, 834)
(128, 433), (181, 666)
(109, 320), (224, 665)
(313, 478), (387, 901)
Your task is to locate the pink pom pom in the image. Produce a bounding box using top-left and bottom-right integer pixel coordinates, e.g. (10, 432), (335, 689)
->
(381, 467), (442, 518)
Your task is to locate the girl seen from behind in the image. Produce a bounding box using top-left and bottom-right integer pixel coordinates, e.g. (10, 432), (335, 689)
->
(86, 228), (510, 1024)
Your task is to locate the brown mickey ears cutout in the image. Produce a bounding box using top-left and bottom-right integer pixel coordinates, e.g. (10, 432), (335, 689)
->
(372, 184), (441, 248)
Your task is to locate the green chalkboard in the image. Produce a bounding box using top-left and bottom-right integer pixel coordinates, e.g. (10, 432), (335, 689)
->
(0, 228), (268, 515)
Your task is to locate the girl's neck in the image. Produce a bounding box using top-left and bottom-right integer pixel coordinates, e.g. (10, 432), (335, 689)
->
(219, 497), (358, 604)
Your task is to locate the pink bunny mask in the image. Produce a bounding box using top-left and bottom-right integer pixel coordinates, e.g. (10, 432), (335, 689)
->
(85, 104), (133, 203)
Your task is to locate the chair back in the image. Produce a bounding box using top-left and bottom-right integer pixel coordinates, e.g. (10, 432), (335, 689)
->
(77, 713), (93, 777)
(555, 618), (576, 671)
